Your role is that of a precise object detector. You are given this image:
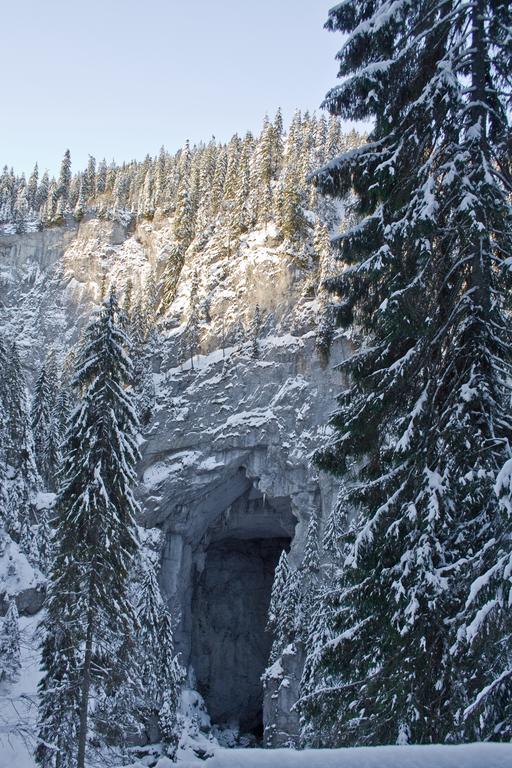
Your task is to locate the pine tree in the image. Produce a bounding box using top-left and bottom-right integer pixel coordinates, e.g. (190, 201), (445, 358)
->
(53, 196), (65, 226)
(249, 305), (262, 359)
(325, 115), (341, 160)
(158, 610), (183, 760)
(0, 598), (21, 683)
(35, 506), (53, 575)
(123, 277), (134, 320)
(74, 179), (86, 222)
(302, 0), (512, 747)
(96, 159), (107, 194)
(173, 141), (194, 250)
(140, 168), (155, 219)
(0, 339), (9, 528)
(267, 550), (289, 635)
(315, 303), (335, 367)
(272, 107), (284, 177)
(223, 134), (241, 204)
(32, 353), (58, 485)
(14, 181), (28, 234)
(143, 268), (159, 332)
(231, 136), (252, 237)
(302, 512), (320, 576)
(279, 165), (307, 241)
(36, 291), (140, 768)
(36, 171), (49, 212)
(28, 163), (39, 210)
(322, 492), (344, 558)
(136, 562), (163, 702)
(160, 246), (184, 313)
(131, 559), (182, 757)
(84, 155), (96, 199)
(267, 551), (299, 663)
(232, 319), (245, 353)
(132, 319), (155, 427)
(211, 148), (227, 218)
(2, 342), (38, 538)
(58, 150), (71, 202)
(182, 271), (201, 368)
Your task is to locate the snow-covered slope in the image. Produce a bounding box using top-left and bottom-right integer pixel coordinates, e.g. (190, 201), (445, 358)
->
(178, 743), (512, 768)
(0, 614), (40, 768)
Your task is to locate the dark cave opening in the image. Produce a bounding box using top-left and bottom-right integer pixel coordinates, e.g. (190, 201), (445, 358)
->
(189, 481), (295, 739)
(191, 535), (290, 736)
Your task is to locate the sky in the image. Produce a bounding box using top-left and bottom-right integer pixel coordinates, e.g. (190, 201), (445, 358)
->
(1, 0), (344, 178)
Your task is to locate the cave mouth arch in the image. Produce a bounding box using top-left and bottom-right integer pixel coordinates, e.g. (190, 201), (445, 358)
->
(190, 477), (295, 740)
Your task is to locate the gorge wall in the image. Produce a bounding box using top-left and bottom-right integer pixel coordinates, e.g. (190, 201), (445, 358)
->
(0, 211), (344, 745)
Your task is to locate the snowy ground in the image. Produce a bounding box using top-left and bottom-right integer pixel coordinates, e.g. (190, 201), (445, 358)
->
(173, 743), (512, 768)
(0, 614), (40, 768)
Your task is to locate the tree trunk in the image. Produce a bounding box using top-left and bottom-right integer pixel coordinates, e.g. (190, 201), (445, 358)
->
(77, 572), (96, 768)
(469, 0), (491, 320)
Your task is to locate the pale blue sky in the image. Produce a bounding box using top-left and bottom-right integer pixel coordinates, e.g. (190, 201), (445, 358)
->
(1, 1), (343, 178)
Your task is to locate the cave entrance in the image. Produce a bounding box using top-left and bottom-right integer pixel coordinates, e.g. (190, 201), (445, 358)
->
(190, 480), (295, 740)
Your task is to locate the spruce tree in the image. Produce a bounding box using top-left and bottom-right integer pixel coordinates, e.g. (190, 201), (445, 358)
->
(158, 610), (183, 760)
(173, 141), (194, 249)
(232, 136), (252, 236)
(302, 0), (512, 747)
(267, 551), (299, 663)
(58, 150), (71, 203)
(36, 170), (49, 212)
(74, 179), (86, 222)
(302, 512), (320, 576)
(249, 305), (262, 359)
(182, 271), (201, 368)
(267, 550), (290, 637)
(96, 159), (107, 194)
(2, 342), (38, 538)
(132, 559), (182, 757)
(0, 598), (21, 684)
(84, 155), (96, 199)
(28, 163), (39, 210)
(14, 181), (28, 233)
(31, 353), (58, 485)
(36, 291), (140, 768)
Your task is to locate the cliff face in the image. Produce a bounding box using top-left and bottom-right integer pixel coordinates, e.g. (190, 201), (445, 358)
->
(0, 212), (343, 745)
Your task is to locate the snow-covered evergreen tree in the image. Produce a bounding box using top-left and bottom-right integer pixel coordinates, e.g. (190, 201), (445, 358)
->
(73, 179), (86, 222)
(267, 550), (300, 663)
(0, 598), (21, 684)
(173, 141), (194, 250)
(84, 155), (96, 199)
(129, 558), (182, 758)
(36, 290), (140, 768)
(182, 271), (201, 368)
(249, 304), (262, 359)
(31, 352), (58, 486)
(158, 610), (183, 760)
(58, 149), (71, 203)
(315, 303), (336, 367)
(1, 342), (38, 538)
(161, 245), (185, 313)
(96, 159), (107, 194)
(302, 511), (320, 576)
(302, 0), (512, 747)
(27, 163), (39, 211)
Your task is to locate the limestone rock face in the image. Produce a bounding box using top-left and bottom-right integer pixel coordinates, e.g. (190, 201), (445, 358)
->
(0, 215), (343, 745)
(141, 273), (345, 742)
